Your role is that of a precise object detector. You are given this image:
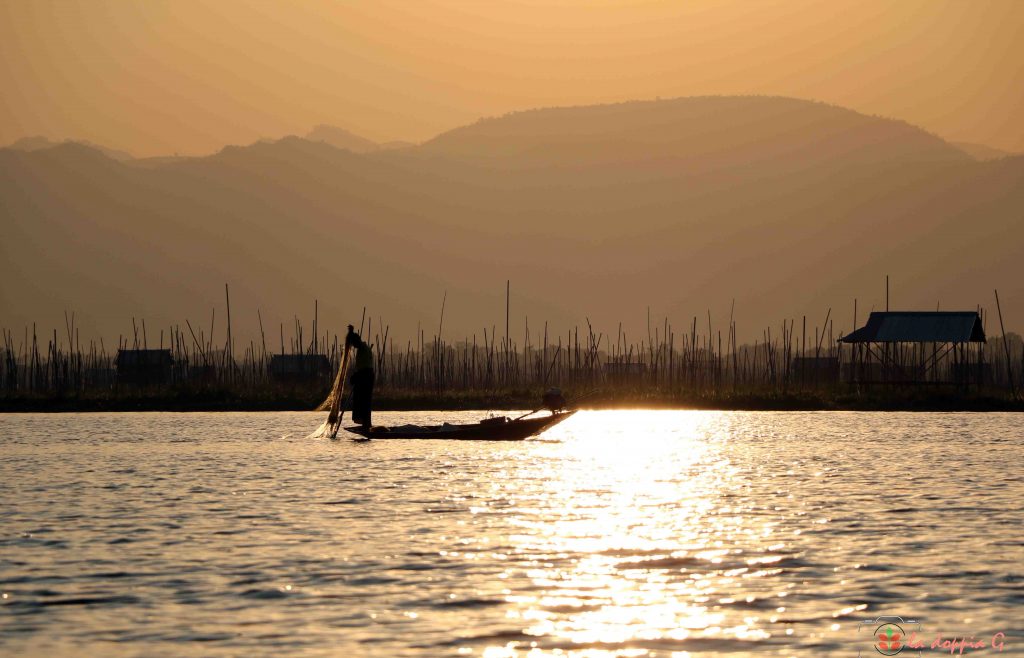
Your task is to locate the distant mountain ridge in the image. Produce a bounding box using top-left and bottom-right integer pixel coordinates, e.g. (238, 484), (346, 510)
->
(304, 124), (380, 153)
(3, 125), (403, 162)
(303, 125), (416, 152)
(2, 96), (1022, 342)
(5, 135), (135, 161)
(7, 99), (990, 164)
(953, 141), (1018, 161)
(421, 96), (970, 168)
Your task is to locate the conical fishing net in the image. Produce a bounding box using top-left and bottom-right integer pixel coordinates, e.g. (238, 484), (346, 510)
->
(308, 345), (353, 439)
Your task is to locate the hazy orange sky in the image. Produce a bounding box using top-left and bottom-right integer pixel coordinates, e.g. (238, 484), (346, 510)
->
(2, 0), (1021, 157)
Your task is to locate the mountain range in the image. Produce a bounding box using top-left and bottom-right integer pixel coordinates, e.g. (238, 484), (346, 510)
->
(2, 96), (1022, 345)
(6, 135), (136, 162)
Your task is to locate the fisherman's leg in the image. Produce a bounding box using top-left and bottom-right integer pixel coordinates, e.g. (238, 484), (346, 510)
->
(364, 371), (375, 427)
(352, 369), (372, 427)
(350, 370), (365, 425)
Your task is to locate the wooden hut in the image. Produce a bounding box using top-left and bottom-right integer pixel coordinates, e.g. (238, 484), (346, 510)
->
(840, 311), (986, 386)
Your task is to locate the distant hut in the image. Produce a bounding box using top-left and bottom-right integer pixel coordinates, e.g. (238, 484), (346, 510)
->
(269, 354), (331, 383)
(840, 311), (986, 386)
(115, 349), (173, 386)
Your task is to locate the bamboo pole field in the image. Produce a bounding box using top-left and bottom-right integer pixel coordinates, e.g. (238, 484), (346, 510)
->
(2, 302), (1022, 402)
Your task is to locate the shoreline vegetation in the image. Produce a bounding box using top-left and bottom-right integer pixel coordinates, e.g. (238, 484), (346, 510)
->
(3, 388), (1023, 413)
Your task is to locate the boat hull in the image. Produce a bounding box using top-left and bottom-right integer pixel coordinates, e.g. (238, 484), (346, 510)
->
(345, 410), (576, 440)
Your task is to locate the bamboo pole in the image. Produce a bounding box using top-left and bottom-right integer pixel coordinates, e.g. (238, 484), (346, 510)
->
(994, 289), (1017, 398)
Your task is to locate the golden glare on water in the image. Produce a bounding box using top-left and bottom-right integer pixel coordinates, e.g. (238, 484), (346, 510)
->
(485, 411), (783, 657)
(3, 411), (1021, 657)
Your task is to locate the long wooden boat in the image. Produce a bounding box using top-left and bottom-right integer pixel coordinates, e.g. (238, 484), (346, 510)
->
(345, 410), (576, 441)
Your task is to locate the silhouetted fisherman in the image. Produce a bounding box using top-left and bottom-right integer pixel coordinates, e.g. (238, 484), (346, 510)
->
(345, 325), (375, 429)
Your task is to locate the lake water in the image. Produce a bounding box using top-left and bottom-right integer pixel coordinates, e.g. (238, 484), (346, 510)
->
(1, 411), (1021, 657)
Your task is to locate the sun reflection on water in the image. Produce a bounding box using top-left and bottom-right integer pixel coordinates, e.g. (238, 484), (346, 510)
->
(3, 411), (1021, 657)
(482, 410), (786, 656)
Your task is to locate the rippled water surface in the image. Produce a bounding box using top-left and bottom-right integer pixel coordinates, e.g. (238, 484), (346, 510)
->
(1, 411), (1022, 657)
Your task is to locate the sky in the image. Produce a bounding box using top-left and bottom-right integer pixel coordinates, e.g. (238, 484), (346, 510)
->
(1, 0), (1022, 157)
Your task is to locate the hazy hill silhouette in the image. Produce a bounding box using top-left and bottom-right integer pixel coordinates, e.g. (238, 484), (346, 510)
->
(420, 96), (968, 168)
(6, 136), (55, 151)
(303, 125), (415, 153)
(953, 141), (1018, 161)
(304, 125), (380, 153)
(379, 140), (416, 151)
(6, 135), (135, 162)
(2, 97), (1021, 344)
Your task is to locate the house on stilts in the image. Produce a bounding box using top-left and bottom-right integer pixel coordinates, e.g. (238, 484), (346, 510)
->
(839, 311), (987, 387)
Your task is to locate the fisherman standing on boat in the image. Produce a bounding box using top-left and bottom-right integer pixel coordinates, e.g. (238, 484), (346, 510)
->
(345, 325), (375, 429)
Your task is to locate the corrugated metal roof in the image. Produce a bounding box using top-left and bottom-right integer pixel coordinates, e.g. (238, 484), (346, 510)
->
(840, 311), (985, 343)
